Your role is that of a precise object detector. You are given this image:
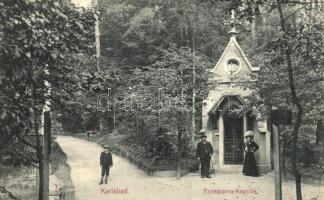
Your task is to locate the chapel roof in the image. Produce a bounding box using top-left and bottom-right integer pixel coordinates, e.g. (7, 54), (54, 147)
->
(212, 10), (259, 73)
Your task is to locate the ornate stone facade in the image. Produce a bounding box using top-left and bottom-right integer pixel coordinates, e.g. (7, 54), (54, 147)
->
(202, 21), (271, 173)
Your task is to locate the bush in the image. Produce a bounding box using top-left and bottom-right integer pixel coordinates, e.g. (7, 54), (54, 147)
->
(61, 113), (83, 132)
(147, 127), (176, 165)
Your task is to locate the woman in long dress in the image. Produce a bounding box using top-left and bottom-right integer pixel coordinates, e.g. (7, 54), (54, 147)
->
(242, 131), (259, 177)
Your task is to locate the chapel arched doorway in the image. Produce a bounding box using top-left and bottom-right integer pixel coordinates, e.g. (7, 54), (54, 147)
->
(223, 108), (244, 164)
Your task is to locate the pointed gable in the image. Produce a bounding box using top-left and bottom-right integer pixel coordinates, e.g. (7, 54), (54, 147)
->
(210, 33), (259, 83)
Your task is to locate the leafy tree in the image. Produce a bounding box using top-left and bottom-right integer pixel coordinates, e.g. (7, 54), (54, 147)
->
(95, 0), (255, 138)
(98, 0), (234, 68)
(124, 45), (212, 177)
(235, 1), (324, 199)
(0, 0), (95, 198)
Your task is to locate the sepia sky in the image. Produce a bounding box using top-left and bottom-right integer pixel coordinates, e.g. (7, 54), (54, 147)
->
(72, 0), (91, 8)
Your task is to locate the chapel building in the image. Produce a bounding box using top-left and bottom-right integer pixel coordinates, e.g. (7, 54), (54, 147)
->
(202, 13), (272, 173)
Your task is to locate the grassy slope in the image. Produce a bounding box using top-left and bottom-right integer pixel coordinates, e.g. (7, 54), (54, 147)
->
(50, 137), (76, 200)
(50, 139), (74, 190)
(0, 139), (75, 200)
(0, 165), (37, 200)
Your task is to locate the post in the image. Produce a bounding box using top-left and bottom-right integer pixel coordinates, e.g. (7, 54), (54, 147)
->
(272, 124), (282, 200)
(42, 67), (51, 200)
(42, 111), (51, 200)
(243, 113), (247, 133)
(271, 108), (291, 200)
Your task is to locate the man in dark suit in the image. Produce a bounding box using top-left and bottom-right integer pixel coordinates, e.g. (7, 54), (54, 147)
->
(99, 145), (113, 184)
(196, 130), (213, 178)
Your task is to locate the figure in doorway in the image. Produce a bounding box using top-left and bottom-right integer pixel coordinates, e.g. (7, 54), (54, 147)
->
(196, 129), (214, 178)
(242, 130), (259, 177)
(99, 145), (113, 184)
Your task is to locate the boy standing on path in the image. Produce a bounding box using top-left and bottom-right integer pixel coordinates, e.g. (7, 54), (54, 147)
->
(99, 145), (113, 184)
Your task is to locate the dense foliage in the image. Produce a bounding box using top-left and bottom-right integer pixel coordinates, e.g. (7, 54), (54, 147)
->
(0, 0), (95, 152)
(234, 1), (323, 199)
(0, 0), (96, 198)
(1, 0), (323, 198)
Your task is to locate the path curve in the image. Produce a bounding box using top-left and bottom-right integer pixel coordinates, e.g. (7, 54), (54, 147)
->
(55, 136), (323, 200)
(55, 136), (151, 200)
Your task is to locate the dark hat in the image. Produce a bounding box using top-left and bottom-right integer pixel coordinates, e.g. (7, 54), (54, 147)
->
(200, 134), (207, 138)
(104, 145), (110, 149)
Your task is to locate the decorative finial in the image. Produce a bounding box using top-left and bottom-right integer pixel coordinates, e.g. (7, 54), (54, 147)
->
(228, 9), (238, 40)
(231, 9), (235, 28)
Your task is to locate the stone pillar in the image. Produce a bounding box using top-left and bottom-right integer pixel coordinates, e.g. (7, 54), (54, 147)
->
(202, 102), (208, 130)
(202, 115), (208, 129)
(243, 113), (247, 141)
(218, 115), (224, 166)
(265, 130), (271, 171)
(213, 133), (219, 168)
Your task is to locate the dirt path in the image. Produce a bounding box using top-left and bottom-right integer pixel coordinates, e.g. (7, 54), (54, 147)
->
(55, 136), (323, 200)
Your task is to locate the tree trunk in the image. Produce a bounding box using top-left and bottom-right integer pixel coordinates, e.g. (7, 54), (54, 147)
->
(176, 128), (182, 179)
(316, 120), (322, 144)
(99, 114), (104, 133)
(113, 107), (116, 130)
(276, 1), (304, 199)
(140, 118), (145, 145)
(251, 20), (256, 41)
(33, 99), (43, 200)
(292, 110), (303, 200)
(176, 112), (183, 179)
(191, 20), (196, 142)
